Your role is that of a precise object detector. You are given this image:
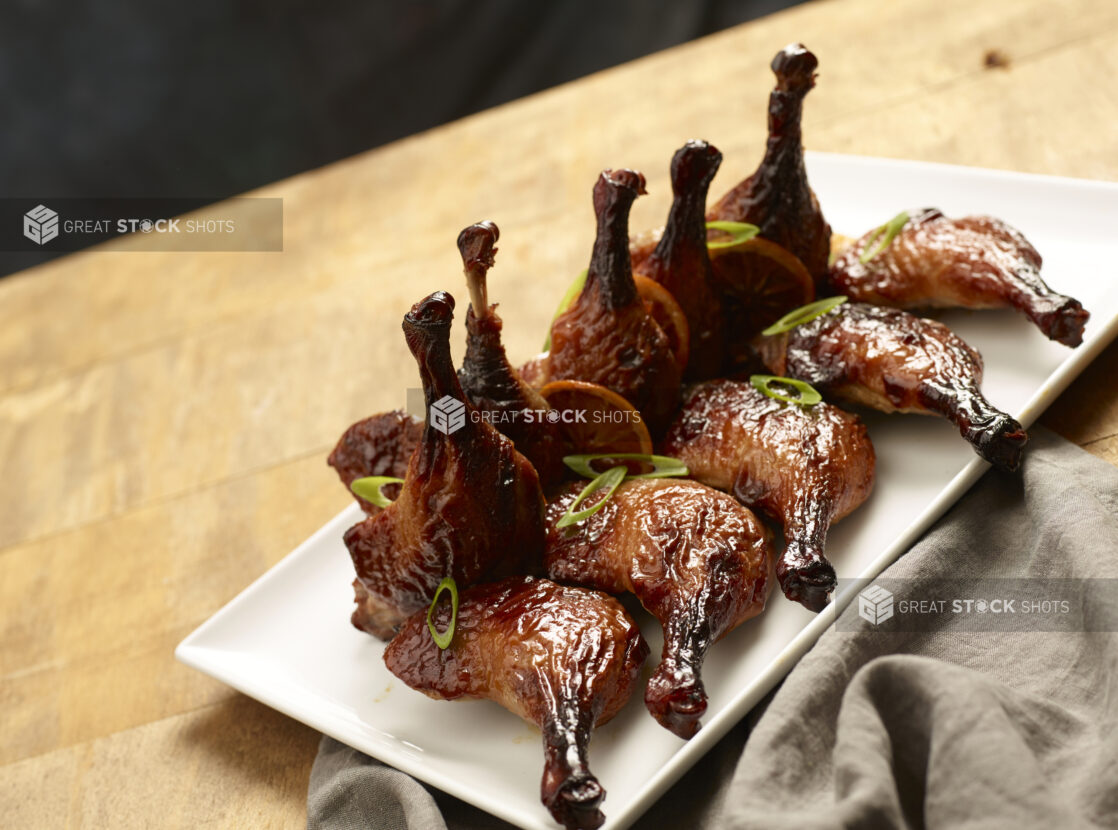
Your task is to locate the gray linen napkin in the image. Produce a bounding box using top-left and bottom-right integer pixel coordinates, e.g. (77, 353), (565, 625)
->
(308, 427), (1118, 829)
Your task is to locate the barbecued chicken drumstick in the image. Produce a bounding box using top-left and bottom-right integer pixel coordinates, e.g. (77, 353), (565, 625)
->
(328, 410), (422, 514)
(632, 141), (726, 380)
(343, 292), (546, 639)
(707, 43), (831, 286)
(457, 221), (565, 487)
(546, 478), (772, 738)
(829, 208), (1090, 347)
(663, 380), (874, 612)
(544, 169), (682, 435)
(384, 576), (648, 830)
(756, 301), (1028, 471)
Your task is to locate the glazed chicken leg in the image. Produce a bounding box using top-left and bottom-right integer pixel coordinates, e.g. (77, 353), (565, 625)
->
(634, 140), (726, 380)
(544, 169), (682, 435)
(663, 380), (875, 612)
(457, 221), (565, 487)
(384, 576), (648, 830)
(343, 292), (546, 638)
(708, 43), (832, 286)
(546, 478), (772, 738)
(756, 301), (1028, 471)
(829, 208), (1090, 347)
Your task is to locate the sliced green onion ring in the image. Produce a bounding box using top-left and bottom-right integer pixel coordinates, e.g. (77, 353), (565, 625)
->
(761, 296), (848, 336)
(705, 220), (761, 251)
(556, 466), (627, 529)
(562, 453), (689, 480)
(350, 476), (405, 509)
(750, 374), (822, 407)
(542, 269), (589, 351)
(426, 576), (459, 649)
(859, 210), (910, 264)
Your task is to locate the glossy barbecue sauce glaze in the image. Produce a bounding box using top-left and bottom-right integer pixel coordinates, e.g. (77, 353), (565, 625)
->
(547, 169), (682, 436)
(636, 140), (727, 380)
(545, 477), (772, 738)
(828, 208), (1089, 346)
(385, 576), (647, 830)
(456, 221), (565, 487)
(707, 43), (832, 286)
(664, 379), (875, 612)
(343, 292), (546, 639)
(756, 301), (1028, 471)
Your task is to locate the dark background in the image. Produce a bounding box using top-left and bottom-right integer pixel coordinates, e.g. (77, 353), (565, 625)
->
(1, 0), (801, 276)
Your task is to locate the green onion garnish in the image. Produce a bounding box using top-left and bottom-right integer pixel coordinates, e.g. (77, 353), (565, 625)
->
(542, 269), (589, 351)
(350, 476), (405, 509)
(761, 296), (847, 336)
(426, 576), (459, 649)
(750, 375), (822, 407)
(556, 465), (627, 529)
(563, 453), (689, 480)
(705, 220), (760, 250)
(859, 210), (909, 264)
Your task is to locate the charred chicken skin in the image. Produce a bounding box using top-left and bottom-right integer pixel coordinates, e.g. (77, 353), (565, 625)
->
(633, 140), (726, 380)
(343, 292), (546, 639)
(707, 43), (832, 286)
(756, 302), (1028, 471)
(457, 221), (565, 488)
(829, 208), (1090, 347)
(384, 576), (648, 830)
(327, 410), (423, 514)
(545, 478), (772, 739)
(545, 169), (682, 436)
(663, 380), (875, 612)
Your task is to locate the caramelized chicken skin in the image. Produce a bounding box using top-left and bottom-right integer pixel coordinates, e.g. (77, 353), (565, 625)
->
(384, 576), (648, 830)
(343, 292), (546, 639)
(663, 380), (874, 612)
(708, 43), (831, 285)
(756, 301), (1028, 471)
(457, 221), (565, 488)
(829, 208), (1090, 347)
(634, 140), (726, 380)
(328, 410), (422, 514)
(545, 478), (772, 738)
(545, 169), (682, 435)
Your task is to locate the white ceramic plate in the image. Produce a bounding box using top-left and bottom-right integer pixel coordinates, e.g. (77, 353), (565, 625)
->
(176, 154), (1118, 830)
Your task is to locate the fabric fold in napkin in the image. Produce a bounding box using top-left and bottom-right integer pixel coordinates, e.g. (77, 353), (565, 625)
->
(307, 427), (1118, 830)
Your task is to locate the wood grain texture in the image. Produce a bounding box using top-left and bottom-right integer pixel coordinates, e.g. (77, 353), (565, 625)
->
(0, 453), (344, 765)
(3, 0), (1118, 826)
(1, 696), (319, 830)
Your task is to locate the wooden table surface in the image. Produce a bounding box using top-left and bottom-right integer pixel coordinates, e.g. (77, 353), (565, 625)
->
(4, 0), (1118, 826)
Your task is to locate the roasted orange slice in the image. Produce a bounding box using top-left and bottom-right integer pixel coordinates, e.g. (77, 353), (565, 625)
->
(632, 274), (690, 373)
(538, 380), (654, 457)
(708, 236), (815, 338)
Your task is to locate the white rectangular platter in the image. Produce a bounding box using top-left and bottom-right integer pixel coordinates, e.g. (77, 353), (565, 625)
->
(177, 154), (1118, 830)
